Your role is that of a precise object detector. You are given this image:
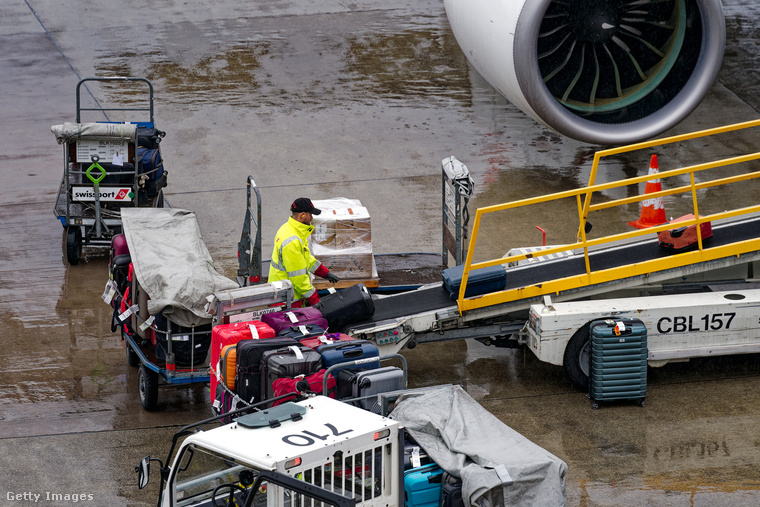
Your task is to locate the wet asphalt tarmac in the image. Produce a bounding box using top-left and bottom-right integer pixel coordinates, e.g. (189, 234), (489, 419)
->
(3, 0), (760, 505)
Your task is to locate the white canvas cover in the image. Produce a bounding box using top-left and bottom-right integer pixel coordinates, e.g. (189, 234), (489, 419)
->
(51, 122), (137, 143)
(390, 385), (567, 507)
(120, 208), (239, 327)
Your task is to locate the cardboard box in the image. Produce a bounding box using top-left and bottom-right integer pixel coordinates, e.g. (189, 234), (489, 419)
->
(312, 243), (373, 279)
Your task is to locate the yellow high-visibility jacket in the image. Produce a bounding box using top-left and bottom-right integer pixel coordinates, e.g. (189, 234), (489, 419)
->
(268, 217), (322, 300)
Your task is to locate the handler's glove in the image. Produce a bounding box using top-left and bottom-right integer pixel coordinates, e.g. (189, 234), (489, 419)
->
(325, 271), (340, 284)
(306, 292), (321, 307)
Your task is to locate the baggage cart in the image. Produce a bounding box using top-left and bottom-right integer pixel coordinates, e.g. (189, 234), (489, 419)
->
(53, 77), (167, 264)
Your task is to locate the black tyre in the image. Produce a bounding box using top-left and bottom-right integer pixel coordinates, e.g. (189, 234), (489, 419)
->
(124, 328), (140, 368)
(137, 364), (159, 411)
(65, 226), (82, 265)
(563, 324), (591, 390)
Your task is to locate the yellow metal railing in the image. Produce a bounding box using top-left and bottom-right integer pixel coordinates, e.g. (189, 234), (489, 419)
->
(456, 118), (760, 313)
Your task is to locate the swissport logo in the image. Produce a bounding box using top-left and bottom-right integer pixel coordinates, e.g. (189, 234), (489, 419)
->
(72, 187), (132, 202)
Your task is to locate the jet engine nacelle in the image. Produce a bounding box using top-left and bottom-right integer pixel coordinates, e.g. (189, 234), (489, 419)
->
(444, 0), (725, 145)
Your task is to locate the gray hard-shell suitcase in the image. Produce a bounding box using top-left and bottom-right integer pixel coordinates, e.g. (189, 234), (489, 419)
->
(589, 318), (647, 408)
(337, 365), (405, 413)
(261, 344), (323, 400)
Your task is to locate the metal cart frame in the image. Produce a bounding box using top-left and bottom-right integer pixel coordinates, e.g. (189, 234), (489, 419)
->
(53, 77), (166, 264)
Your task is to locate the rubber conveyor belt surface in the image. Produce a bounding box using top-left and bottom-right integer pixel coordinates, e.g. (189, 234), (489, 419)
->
(361, 215), (760, 326)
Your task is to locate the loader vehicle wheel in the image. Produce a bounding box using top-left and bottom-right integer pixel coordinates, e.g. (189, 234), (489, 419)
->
(138, 364), (159, 411)
(65, 226), (82, 265)
(563, 324), (591, 391)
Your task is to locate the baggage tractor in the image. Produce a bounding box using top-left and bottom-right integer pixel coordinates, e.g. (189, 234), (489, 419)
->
(319, 339), (380, 374)
(657, 213), (713, 251)
(235, 337), (299, 404)
(262, 344), (323, 400)
(441, 264), (507, 300)
(440, 472), (464, 507)
(315, 283), (375, 331)
(403, 463), (443, 507)
(270, 369), (337, 405)
(589, 318), (647, 409)
(262, 307), (329, 335)
(210, 320), (276, 403)
(300, 332), (354, 351)
(277, 324), (327, 341)
(153, 312), (212, 366)
(337, 366), (405, 412)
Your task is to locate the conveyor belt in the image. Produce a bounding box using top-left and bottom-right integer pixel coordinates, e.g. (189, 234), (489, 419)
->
(362, 215), (760, 326)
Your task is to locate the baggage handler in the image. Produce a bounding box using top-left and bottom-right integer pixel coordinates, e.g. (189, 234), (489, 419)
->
(269, 198), (340, 306)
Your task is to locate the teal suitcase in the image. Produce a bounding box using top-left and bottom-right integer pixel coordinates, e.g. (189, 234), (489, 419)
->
(588, 318), (647, 409)
(403, 463), (443, 507)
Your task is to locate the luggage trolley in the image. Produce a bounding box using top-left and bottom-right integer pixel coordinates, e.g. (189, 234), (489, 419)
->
(53, 77), (168, 265)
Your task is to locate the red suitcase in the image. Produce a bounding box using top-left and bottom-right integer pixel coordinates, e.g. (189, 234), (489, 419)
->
(261, 307), (329, 335)
(210, 320), (276, 403)
(657, 214), (713, 251)
(299, 332), (355, 351)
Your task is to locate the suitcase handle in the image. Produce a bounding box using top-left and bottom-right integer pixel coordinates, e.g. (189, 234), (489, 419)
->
(670, 226), (686, 238)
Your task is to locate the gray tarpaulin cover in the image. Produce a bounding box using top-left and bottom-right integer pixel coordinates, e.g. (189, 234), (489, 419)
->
(390, 385), (567, 507)
(51, 122), (137, 143)
(121, 208), (239, 327)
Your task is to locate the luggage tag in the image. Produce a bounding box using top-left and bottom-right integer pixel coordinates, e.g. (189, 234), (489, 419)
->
(101, 280), (116, 305)
(248, 323), (260, 339)
(327, 287), (337, 294)
(614, 321), (626, 336)
(286, 311), (299, 323)
(410, 446), (421, 469)
(139, 315), (155, 332)
(287, 346), (304, 359)
(297, 325), (310, 336)
(318, 335), (334, 345)
(119, 304), (139, 322)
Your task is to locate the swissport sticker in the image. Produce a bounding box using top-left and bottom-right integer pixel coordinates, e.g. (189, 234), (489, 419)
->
(72, 187), (133, 202)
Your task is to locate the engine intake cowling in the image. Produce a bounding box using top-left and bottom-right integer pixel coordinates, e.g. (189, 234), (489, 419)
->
(444, 0), (725, 145)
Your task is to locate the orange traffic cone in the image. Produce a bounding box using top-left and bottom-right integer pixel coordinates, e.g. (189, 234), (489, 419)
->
(628, 154), (667, 229)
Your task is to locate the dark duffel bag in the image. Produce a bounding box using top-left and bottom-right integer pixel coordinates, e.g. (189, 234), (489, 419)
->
(137, 126), (166, 150)
(153, 312), (212, 366)
(315, 283), (375, 331)
(98, 162), (135, 185)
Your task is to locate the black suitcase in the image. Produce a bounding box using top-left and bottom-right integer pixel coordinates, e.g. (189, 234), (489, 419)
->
(235, 337), (298, 404)
(441, 264), (507, 300)
(589, 318), (647, 408)
(315, 283), (375, 331)
(153, 312), (212, 366)
(440, 472), (464, 507)
(261, 344), (323, 400)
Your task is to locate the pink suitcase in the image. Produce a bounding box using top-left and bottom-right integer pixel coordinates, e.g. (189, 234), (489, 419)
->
(210, 320), (276, 403)
(261, 307), (329, 335)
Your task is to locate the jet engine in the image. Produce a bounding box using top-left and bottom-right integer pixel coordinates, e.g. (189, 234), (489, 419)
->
(443, 0), (725, 145)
